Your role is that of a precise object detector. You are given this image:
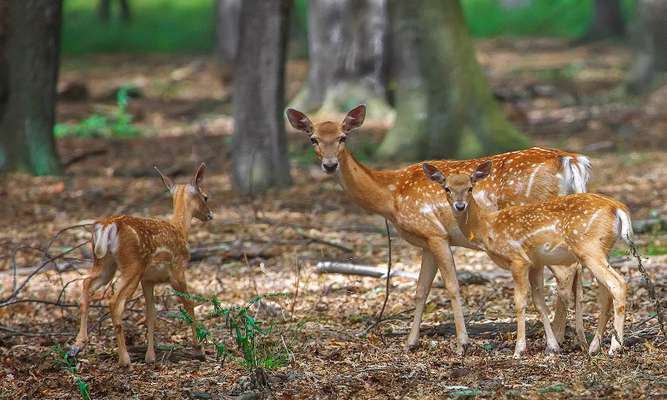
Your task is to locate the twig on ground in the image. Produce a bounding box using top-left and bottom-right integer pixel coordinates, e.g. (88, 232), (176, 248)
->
(360, 219), (393, 335)
(628, 240), (666, 339)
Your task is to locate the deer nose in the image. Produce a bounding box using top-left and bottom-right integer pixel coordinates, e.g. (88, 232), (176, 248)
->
(207, 211), (214, 220)
(454, 202), (467, 212)
(322, 161), (339, 174)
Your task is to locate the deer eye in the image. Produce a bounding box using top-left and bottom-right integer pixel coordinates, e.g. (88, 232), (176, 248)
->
(468, 187), (473, 193)
(310, 137), (319, 145)
(203, 194), (208, 202)
(444, 187), (451, 193)
(339, 136), (346, 143)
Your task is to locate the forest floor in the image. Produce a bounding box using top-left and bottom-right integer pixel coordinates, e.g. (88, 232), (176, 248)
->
(1, 39), (666, 399)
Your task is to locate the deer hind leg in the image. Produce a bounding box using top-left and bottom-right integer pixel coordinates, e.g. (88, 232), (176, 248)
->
(406, 250), (438, 351)
(529, 266), (560, 354)
(169, 265), (201, 352)
(548, 264), (575, 344)
(573, 267), (588, 351)
(582, 254), (626, 356)
(70, 256), (117, 356)
(428, 239), (469, 355)
(511, 261), (531, 359)
(109, 269), (142, 367)
(141, 281), (157, 363)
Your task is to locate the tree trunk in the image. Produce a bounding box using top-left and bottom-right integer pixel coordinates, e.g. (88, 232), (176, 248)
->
(0, 0), (62, 176)
(626, 0), (667, 94)
(585, 0), (625, 40)
(378, 0), (529, 161)
(232, 0), (292, 194)
(290, 0), (391, 118)
(98, 0), (131, 22)
(215, 0), (241, 80)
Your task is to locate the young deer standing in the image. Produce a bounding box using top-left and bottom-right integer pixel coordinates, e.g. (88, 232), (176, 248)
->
(423, 161), (631, 357)
(286, 104), (591, 353)
(70, 163), (214, 366)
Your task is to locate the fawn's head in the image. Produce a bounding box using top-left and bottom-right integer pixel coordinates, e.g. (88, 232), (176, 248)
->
(154, 162), (213, 222)
(286, 104), (366, 174)
(422, 161), (493, 214)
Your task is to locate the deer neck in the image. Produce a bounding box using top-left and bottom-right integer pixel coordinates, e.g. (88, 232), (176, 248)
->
(170, 186), (193, 238)
(337, 148), (394, 217)
(455, 198), (492, 247)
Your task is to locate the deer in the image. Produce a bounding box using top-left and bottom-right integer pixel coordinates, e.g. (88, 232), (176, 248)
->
(69, 163), (214, 367)
(423, 160), (631, 357)
(285, 104), (592, 354)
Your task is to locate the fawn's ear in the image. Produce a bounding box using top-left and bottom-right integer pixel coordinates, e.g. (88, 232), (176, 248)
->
(341, 104), (366, 133)
(285, 108), (313, 134)
(192, 162), (206, 188)
(154, 165), (175, 193)
(472, 161), (492, 183)
(422, 163), (446, 184)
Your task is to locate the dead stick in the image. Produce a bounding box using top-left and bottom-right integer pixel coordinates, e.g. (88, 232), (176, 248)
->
(361, 219), (393, 335)
(629, 240), (666, 339)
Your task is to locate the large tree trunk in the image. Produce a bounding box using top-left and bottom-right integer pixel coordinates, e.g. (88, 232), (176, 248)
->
(231, 0), (292, 194)
(215, 0), (241, 80)
(290, 0), (391, 117)
(378, 0), (529, 161)
(585, 0), (625, 40)
(0, 0), (62, 176)
(627, 0), (667, 94)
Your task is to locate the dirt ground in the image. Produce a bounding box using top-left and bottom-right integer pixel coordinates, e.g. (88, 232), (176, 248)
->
(1, 39), (666, 399)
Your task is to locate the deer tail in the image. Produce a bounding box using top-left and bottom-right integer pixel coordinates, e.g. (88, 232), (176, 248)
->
(560, 154), (591, 194)
(93, 222), (118, 259)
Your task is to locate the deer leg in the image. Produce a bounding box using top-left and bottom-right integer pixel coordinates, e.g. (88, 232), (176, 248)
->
(548, 264), (575, 344)
(511, 262), (530, 359)
(573, 267), (588, 351)
(529, 267), (560, 354)
(169, 266), (201, 353)
(406, 250), (437, 351)
(142, 281), (157, 364)
(428, 239), (469, 355)
(71, 256), (116, 356)
(582, 255), (626, 356)
(110, 271), (141, 367)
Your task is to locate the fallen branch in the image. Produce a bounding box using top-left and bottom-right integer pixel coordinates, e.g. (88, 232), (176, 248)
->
(315, 262), (491, 286)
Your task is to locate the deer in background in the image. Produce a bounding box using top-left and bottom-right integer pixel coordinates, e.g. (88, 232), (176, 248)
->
(423, 161), (631, 357)
(69, 163), (213, 366)
(286, 104), (591, 353)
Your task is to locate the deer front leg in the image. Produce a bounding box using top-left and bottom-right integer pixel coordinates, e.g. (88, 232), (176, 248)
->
(142, 281), (157, 364)
(511, 263), (530, 359)
(548, 264), (574, 344)
(428, 239), (469, 355)
(110, 272), (142, 367)
(529, 267), (560, 354)
(406, 250), (438, 351)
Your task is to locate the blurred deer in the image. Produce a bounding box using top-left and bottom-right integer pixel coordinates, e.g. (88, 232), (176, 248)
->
(423, 161), (631, 357)
(286, 104), (592, 353)
(70, 163), (213, 366)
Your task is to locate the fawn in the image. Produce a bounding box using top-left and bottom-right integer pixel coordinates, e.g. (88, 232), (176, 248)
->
(286, 104), (591, 353)
(70, 163), (213, 366)
(423, 161), (631, 357)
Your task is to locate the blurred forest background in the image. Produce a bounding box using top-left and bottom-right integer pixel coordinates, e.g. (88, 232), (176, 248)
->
(1, 1), (666, 398)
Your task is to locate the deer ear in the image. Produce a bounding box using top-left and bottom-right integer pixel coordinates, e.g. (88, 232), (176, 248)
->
(472, 161), (492, 182)
(285, 108), (313, 134)
(154, 165), (175, 193)
(341, 104), (366, 132)
(192, 162), (206, 188)
(422, 163), (446, 184)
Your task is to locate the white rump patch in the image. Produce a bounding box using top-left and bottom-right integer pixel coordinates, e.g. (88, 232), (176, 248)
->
(560, 155), (591, 194)
(616, 209), (633, 244)
(93, 223), (118, 259)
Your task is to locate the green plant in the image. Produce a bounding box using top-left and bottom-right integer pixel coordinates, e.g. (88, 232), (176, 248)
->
(50, 344), (91, 400)
(55, 86), (140, 139)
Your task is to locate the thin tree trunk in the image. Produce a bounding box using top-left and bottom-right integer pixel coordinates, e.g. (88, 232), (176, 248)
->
(215, 0), (241, 79)
(378, 0), (529, 161)
(626, 0), (667, 94)
(232, 0), (292, 194)
(586, 0), (625, 40)
(290, 0), (391, 117)
(0, 0), (62, 175)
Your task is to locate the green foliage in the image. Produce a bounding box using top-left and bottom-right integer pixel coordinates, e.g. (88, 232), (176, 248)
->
(55, 87), (140, 139)
(50, 345), (91, 400)
(538, 383), (566, 394)
(173, 291), (291, 372)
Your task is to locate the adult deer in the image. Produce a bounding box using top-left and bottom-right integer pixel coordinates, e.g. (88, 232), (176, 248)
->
(286, 104), (591, 353)
(69, 163), (214, 366)
(423, 161), (630, 357)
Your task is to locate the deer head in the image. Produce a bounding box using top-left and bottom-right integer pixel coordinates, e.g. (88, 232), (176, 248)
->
(422, 161), (493, 213)
(154, 163), (213, 222)
(286, 104), (366, 174)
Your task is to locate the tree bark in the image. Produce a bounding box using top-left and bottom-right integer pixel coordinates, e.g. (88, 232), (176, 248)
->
(626, 0), (667, 94)
(290, 0), (391, 117)
(378, 0), (529, 161)
(215, 0), (241, 77)
(232, 0), (292, 194)
(585, 0), (625, 40)
(0, 0), (62, 175)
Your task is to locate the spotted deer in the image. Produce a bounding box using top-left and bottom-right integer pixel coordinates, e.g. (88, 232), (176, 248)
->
(286, 104), (592, 353)
(423, 161), (631, 357)
(69, 163), (214, 366)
